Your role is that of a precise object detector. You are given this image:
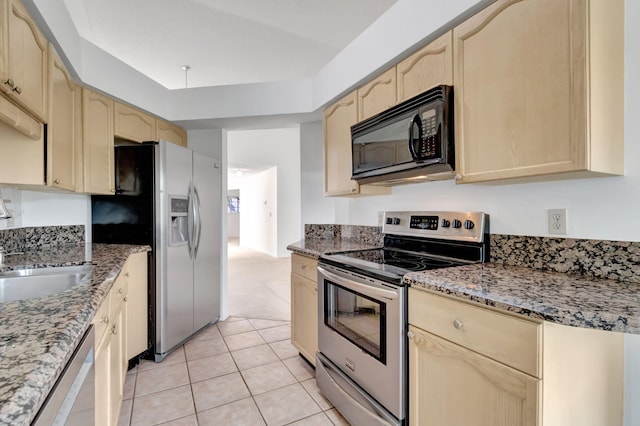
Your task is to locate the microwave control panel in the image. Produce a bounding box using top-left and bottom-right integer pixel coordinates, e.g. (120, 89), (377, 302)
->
(414, 107), (442, 159)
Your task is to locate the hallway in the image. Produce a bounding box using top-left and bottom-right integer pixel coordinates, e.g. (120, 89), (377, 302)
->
(227, 239), (292, 321)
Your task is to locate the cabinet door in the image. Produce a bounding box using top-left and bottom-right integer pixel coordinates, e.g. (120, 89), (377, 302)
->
(109, 305), (125, 424)
(94, 330), (112, 426)
(82, 87), (115, 194)
(291, 273), (317, 366)
(397, 31), (453, 103)
(3, 0), (48, 122)
(156, 119), (187, 147)
(453, 0), (587, 183)
(114, 101), (156, 143)
(47, 47), (77, 191)
(409, 326), (539, 426)
(126, 252), (149, 360)
(357, 67), (396, 121)
(323, 91), (359, 196)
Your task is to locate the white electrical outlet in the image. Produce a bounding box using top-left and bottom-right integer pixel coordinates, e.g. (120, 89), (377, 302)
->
(548, 209), (567, 235)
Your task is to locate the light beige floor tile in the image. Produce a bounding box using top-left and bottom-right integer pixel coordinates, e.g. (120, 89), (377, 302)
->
(231, 344), (280, 371)
(191, 372), (251, 412)
(158, 414), (198, 425)
(218, 319), (255, 336)
(221, 316), (245, 322)
(283, 356), (315, 381)
(134, 362), (190, 397)
(187, 352), (237, 383)
(325, 408), (350, 426)
(289, 412), (334, 425)
(254, 383), (322, 425)
(190, 324), (222, 343)
(269, 339), (299, 360)
(184, 337), (228, 361)
(130, 384), (195, 425)
(241, 361), (297, 395)
(197, 397), (266, 426)
(223, 330), (266, 351)
(138, 347), (186, 372)
(249, 318), (290, 330)
(123, 370), (136, 400)
(117, 398), (133, 426)
(301, 379), (333, 410)
(257, 325), (291, 343)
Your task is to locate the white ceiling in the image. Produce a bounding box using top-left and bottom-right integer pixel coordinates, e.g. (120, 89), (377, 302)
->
(62, 0), (398, 90)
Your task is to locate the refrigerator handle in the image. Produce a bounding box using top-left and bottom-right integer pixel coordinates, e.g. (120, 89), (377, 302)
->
(193, 184), (202, 258)
(187, 182), (195, 259)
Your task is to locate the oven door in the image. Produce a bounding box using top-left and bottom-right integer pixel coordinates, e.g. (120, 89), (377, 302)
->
(317, 263), (405, 422)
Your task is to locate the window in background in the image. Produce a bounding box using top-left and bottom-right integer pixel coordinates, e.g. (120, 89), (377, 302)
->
(227, 196), (240, 213)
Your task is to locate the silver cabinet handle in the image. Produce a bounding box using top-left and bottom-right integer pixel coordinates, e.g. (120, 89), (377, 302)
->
(453, 319), (464, 329)
(111, 324), (118, 335)
(12, 85), (21, 95)
(4, 78), (14, 88)
(53, 179), (60, 184)
(101, 316), (109, 324)
(407, 331), (415, 339)
(125, 272), (130, 277)
(118, 288), (123, 294)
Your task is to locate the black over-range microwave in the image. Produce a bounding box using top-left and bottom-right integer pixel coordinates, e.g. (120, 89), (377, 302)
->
(351, 85), (454, 185)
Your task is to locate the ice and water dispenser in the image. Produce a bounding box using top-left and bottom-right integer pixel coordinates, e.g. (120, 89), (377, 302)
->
(169, 196), (189, 246)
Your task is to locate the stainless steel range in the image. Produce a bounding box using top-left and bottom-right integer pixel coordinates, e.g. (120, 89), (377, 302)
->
(316, 211), (489, 426)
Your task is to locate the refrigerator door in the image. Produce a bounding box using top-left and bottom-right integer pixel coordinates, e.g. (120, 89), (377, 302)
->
(157, 141), (195, 356)
(192, 152), (221, 330)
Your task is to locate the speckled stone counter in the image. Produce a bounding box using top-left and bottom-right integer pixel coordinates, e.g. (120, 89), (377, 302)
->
(0, 243), (150, 425)
(404, 263), (640, 334)
(287, 224), (383, 258)
(286, 239), (382, 258)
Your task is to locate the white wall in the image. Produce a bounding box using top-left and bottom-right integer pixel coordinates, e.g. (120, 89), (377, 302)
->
(238, 168), (278, 256)
(299, 122), (348, 234)
(227, 128), (301, 257)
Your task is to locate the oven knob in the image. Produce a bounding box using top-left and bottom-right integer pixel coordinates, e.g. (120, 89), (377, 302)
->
(452, 219), (462, 229)
(385, 217), (393, 225)
(464, 220), (475, 230)
(441, 219), (450, 228)
(392, 217), (401, 225)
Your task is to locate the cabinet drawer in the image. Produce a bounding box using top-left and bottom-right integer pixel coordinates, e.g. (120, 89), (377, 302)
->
(92, 297), (111, 342)
(291, 253), (318, 282)
(109, 271), (129, 314)
(409, 288), (541, 377)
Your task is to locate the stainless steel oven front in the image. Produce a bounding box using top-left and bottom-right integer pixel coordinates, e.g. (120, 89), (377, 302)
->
(317, 263), (406, 426)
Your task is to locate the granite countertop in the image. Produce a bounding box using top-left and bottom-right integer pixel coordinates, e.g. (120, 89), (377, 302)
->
(405, 263), (640, 334)
(287, 239), (382, 258)
(0, 243), (150, 425)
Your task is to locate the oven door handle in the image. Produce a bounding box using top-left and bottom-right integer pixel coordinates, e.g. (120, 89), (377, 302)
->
(318, 266), (398, 300)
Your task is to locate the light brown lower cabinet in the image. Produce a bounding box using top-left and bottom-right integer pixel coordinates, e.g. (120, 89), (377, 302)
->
(290, 253), (318, 365)
(93, 252), (149, 426)
(409, 288), (624, 426)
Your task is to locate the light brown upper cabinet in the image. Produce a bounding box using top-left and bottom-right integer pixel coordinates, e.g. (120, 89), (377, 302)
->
(357, 67), (397, 121)
(0, 0), (48, 122)
(396, 31), (453, 103)
(323, 91), (390, 196)
(47, 47), (78, 191)
(82, 87), (115, 194)
(114, 100), (156, 143)
(453, 0), (624, 184)
(156, 118), (187, 147)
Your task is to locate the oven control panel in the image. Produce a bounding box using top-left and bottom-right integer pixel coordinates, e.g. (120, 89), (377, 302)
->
(382, 211), (488, 242)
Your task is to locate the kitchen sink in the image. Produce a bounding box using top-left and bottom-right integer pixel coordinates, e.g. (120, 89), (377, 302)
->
(0, 265), (94, 303)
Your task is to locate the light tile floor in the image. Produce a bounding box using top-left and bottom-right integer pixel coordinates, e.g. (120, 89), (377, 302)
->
(118, 317), (350, 425)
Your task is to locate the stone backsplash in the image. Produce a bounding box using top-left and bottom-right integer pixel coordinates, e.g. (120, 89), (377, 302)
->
(304, 224), (383, 245)
(0, 225), (84, 252)
(490, 234), (640, 283)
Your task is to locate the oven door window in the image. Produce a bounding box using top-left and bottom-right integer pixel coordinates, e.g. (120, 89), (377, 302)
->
(324, 280), (386, 364)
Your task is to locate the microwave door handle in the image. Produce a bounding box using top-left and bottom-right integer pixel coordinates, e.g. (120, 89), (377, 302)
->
(408, 114), (422, 159)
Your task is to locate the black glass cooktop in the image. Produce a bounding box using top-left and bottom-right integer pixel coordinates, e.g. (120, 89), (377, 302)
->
(320, 248), (470, 285)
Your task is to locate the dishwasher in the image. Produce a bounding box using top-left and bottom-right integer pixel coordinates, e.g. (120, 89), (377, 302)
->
(33, 326), (95, 425)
